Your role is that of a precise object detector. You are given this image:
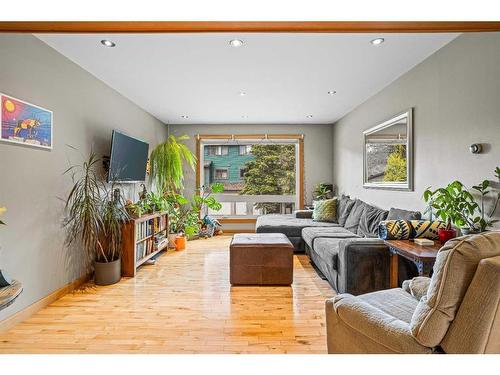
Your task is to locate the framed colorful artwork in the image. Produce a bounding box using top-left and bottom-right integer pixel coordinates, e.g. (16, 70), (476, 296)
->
(0, 93), (53, 150)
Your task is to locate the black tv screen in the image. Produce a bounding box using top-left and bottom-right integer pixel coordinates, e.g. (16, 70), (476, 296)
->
(108, 130), (149, 183)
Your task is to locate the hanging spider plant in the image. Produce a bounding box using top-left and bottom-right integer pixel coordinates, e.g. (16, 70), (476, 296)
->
(150, 135), (196, 193)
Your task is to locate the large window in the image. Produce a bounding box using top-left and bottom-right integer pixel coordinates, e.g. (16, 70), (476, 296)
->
(197, 135), (304, 219)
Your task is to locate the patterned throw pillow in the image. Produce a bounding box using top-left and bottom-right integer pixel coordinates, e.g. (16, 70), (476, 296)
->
(312, 198), (338, 222)
(378, 220), (445, 240)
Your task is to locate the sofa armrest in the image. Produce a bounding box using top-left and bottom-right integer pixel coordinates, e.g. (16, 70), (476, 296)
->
(336, 238), (390, 295)
(325, 294), (431, 353)
(293, 209), (313, 219)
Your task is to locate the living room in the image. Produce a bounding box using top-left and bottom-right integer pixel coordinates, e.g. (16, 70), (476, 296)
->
(1, 1), (500, 372)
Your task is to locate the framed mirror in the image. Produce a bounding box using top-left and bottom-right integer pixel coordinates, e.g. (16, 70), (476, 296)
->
(363, 109), (413, 191)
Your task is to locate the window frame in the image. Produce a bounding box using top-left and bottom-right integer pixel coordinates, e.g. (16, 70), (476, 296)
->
(214, 168), (229, 180)
(196, 134), (305, 222)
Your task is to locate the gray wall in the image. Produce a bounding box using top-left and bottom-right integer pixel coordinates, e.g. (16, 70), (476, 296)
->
(0, 35), (167, 321)
(332, 32), (500, 224)
(169, 123), (334, 203)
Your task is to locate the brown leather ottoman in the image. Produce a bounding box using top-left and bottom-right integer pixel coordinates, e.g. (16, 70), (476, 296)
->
(230, 233), (294, 285)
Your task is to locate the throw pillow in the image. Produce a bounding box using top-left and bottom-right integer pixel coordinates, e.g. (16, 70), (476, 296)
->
(343, 199), (367, 234)
(387, 207), (422, 221)
(337, 195), (355, 226)
(312, 198), (338, 222)
(357, 204), (389, 238)
(378, 220), (445, 240)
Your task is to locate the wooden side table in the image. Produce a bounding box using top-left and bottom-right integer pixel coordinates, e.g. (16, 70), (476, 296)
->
(384, 240), (442, 288)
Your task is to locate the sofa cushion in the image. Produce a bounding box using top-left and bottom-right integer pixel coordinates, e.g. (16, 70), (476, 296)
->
(357, 204), (388, 238)
(410, 231), (500, 347)
(387, 207), (422, 221)
(312, 198), (338, 222)
(255, 214), (339, 237)
(312, 237), (344, 271)
(294, 210), (313, 219)
(358, 288), (420, 324)
(344, 199), (367, 234)
(337, 195), (355, 226)
(302, 226), (359, 249)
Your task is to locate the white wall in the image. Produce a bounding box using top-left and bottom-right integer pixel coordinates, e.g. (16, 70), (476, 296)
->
(332, 32), (500, 224)
(0, 35), (167, 321)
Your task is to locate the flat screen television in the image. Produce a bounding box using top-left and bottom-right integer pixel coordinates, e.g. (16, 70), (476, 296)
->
(108, 130), (149, 183)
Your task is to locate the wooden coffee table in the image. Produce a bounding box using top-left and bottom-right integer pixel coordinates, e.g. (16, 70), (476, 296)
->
(384, 239), (442, 288)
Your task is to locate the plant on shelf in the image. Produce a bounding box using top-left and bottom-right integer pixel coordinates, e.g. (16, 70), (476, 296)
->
(63, 151), (130, 286)
(150, 134), (196, 194)
(313, 183), (332, 201)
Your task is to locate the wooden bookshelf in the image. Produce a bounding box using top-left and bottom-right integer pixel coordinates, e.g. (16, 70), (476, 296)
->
(121, 212), (169, 277)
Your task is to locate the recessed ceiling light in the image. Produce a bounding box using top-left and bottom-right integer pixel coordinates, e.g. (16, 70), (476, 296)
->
(101, 39), (116, 47)
(181, 115), (189, 119)
(306, 115), (313, 118)
(370, 38), (385, 46)
(229, 39), (244, 47)
(241, 115), (248, 119)
(327, 90), (337, 95)
(239, 91), (246, 96)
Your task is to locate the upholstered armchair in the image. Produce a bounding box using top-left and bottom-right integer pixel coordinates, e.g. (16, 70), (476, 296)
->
(325, 231), (500, 354)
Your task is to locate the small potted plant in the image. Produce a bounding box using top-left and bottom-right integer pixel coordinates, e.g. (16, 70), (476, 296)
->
(313, 183), (333, 201)
(63, 151), (130, 286)
(423, 180), (476, 243)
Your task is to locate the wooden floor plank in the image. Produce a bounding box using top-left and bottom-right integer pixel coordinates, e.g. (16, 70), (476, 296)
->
(0, 236), (334, 353)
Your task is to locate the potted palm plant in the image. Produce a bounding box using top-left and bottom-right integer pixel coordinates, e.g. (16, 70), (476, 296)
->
(63, 151), (129, 286)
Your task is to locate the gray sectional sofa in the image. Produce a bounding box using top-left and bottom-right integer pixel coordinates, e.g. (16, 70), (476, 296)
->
(255, 195), (421, 295)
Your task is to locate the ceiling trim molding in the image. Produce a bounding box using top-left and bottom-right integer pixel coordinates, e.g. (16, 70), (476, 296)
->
(1, 21), (500, 33)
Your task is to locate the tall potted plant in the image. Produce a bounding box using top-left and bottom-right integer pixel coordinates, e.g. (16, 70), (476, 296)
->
(150, 134), (196, 194)
(63, 152), (129, 286)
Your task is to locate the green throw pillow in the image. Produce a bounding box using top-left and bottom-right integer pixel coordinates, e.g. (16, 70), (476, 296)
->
(312, 198), (338, 222)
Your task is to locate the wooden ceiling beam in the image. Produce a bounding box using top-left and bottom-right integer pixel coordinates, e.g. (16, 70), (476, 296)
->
(1, 21), (500, 33)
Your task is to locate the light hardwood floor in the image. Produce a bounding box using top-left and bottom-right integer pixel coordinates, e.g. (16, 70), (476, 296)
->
(0, 236), (335, 354)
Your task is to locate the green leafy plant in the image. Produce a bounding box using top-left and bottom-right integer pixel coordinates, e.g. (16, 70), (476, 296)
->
(469, 167), (500, 232)
(166, 183), (224, 237)
(63, 151), (129, 264)
(150, 135), (196, 194)
(383, 145), (407, 182)
(423, 180), (477, 230)
(313, 183), (332, 200)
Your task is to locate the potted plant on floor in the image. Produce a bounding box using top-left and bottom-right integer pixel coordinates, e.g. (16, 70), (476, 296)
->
(423, 180), (477, 243)
(63, 151), (130, 286)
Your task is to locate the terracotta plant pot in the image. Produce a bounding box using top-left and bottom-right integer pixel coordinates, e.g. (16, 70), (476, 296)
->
(94, 258), (121, 286)
(438, 228), (457, 244)
(175, 235), (186, 251)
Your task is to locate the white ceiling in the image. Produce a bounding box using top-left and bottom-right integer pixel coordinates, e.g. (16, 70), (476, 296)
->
(36, 33), (459, 125)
